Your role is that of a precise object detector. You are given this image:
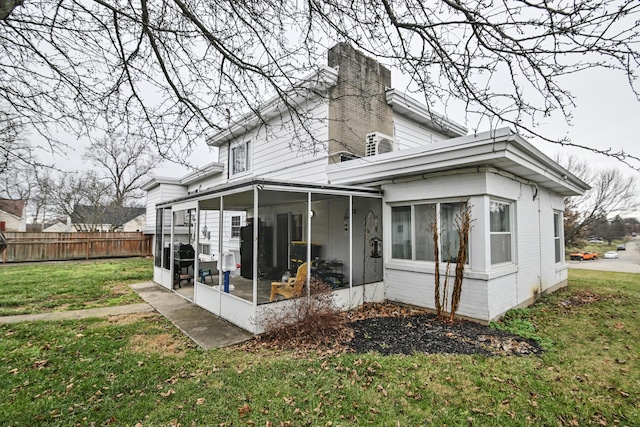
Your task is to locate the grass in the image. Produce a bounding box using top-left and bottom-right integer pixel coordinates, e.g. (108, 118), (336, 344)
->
(1, 262), (639, 426)
(0, 258), (152, 316)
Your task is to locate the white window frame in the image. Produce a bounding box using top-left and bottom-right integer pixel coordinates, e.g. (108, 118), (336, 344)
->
(199, 243), (211, 255)
(231, 139), (251, 176)
(489, 200), (513, 265)
(554, 211), (563, 263)
(390, 200), (469, 264)
(231, 215), (241, 238)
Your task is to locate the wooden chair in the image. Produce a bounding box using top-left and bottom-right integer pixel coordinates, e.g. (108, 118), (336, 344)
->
(270, 262), (309, 301)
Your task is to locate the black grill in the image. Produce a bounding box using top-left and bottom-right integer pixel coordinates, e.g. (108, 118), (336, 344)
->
(173, 244), (195, 287)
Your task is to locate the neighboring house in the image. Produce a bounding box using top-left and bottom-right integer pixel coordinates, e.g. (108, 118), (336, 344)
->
(142, 43), (589, 333)
(42, 221), (73, 233)
(0, 198), (27, 232)
(65, 205), (146, 232)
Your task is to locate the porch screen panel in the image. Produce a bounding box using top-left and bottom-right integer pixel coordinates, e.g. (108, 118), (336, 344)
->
(155, 208), (163, 267)
(354, 196), (383, 285)
(311, 193), (350, 289)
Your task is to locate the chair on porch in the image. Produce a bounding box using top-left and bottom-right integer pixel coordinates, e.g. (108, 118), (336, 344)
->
(270, 262), (309, 301)
(199, 268), (213, 284)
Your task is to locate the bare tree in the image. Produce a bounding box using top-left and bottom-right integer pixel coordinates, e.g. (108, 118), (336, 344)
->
(47, 171), (114, 232)
(559, 154), (639, 245)
(0, 109), (32, 184)
(83, 133), (160, 207)
(1, 1), (639, 168)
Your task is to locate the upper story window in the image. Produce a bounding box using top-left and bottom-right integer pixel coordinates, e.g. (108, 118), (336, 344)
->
(490, 201), (512, 265)
(391, 201), (468, 264)
(231, 140), (251, 176)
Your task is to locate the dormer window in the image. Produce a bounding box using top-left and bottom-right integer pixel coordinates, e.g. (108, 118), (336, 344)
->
(231, 140), (251, 176)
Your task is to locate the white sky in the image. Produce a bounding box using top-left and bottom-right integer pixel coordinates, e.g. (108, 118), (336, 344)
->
(35, 55), (640, 216)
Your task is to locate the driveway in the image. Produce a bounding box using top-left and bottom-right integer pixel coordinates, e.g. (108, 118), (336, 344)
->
(568, 239), (640, 274)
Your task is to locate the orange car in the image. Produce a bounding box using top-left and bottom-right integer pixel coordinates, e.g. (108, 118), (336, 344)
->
(570, 251), (598, 261)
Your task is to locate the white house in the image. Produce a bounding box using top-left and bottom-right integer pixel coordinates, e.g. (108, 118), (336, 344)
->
(0, 198), (27, 232)
(142, 44), (589, 333)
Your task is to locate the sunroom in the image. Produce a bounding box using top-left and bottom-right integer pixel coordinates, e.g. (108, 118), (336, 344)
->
(152, 179), (384, 333)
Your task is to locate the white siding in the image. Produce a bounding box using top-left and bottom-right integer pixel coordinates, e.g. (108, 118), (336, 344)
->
(382, 170), (568, 322)
(392, 114), (452, 150)
(0, 211), (26, 232)
(145, 184), (188, 230)
(204, 100), (330, 188)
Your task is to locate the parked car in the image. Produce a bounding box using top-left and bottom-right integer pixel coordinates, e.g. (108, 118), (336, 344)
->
(589, 238), (604, 244)
(617, 244), (626, 251)
(570, 251), (598, 261)
(604, 251), (619, 259)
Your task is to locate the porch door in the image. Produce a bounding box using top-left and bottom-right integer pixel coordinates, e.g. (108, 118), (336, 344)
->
(276, 213), (289, 273)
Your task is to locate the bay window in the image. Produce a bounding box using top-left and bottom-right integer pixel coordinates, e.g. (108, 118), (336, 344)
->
(391, 201), (468, 263)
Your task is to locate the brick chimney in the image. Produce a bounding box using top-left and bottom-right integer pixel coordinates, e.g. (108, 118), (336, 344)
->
(327, 43), (394, 163)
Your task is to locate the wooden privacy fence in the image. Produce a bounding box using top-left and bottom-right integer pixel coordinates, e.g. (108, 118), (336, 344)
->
(1, 232), (152, 263)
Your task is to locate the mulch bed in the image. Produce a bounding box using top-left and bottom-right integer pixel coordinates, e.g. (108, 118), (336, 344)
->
(347, 313), (542, 356)
(244, 302), (543, 357)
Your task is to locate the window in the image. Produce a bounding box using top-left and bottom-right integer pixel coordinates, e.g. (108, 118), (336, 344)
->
(231, 216), (241, 238)
(554, 212), (563, 263)
(391, 206), (412, 259)
(231, 140), (251, 175)
(199, 243), (211, 255)
(490, 201), (512, 264)
(391, 201), (467, 263)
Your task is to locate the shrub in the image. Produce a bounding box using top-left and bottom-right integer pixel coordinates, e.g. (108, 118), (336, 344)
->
(257, 278), (349, 349)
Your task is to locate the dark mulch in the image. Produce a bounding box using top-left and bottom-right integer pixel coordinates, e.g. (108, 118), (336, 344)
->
(245, 302), (543, 357)
(347, 312), (543, 356)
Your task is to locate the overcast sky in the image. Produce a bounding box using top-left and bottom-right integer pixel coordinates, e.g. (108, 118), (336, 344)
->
(36, 56), (640, 216)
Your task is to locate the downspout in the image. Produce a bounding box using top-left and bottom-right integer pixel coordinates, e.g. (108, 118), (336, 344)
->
(536, 184), (543, 299)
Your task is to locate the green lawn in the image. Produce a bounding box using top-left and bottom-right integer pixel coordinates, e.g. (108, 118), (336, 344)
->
(0, 258), (151, 316)
(1, 263), (638, 426)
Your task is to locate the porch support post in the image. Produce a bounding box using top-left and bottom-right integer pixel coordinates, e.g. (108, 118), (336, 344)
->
(348, 195), (353, 308)
(253, 187), (259, 306)
(307, 191), (312, 296)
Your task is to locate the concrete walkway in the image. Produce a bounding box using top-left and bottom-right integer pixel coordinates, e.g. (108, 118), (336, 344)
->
(0, 281), (253, 350)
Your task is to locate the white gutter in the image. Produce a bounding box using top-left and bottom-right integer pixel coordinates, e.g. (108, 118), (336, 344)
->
(385, 89), (468, 137)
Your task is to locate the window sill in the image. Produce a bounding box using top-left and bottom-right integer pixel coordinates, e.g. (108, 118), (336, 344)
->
(386, 259), (518, 281)
(230, 170), (252, 180)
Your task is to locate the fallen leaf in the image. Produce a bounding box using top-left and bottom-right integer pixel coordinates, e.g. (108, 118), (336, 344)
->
(196, 398), (205, 405)
(160, 389), (175, 398)
(237, 402), (251, 417)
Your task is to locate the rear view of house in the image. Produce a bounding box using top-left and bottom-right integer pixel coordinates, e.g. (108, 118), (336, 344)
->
(142, 44), (589, 333)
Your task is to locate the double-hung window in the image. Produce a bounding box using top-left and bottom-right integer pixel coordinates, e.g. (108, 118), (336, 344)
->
(231, 215), (241, 238)
(490, 201), (512, 265)
(391, 201), (468, 263)
(231, 140), (251, 176)
(554, 211), (563, 263)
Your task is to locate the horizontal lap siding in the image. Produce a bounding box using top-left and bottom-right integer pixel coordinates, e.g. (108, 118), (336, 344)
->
(253, 102), (329, 182)
(392, 115), (450, 150)
(145, 185), (188, 230)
